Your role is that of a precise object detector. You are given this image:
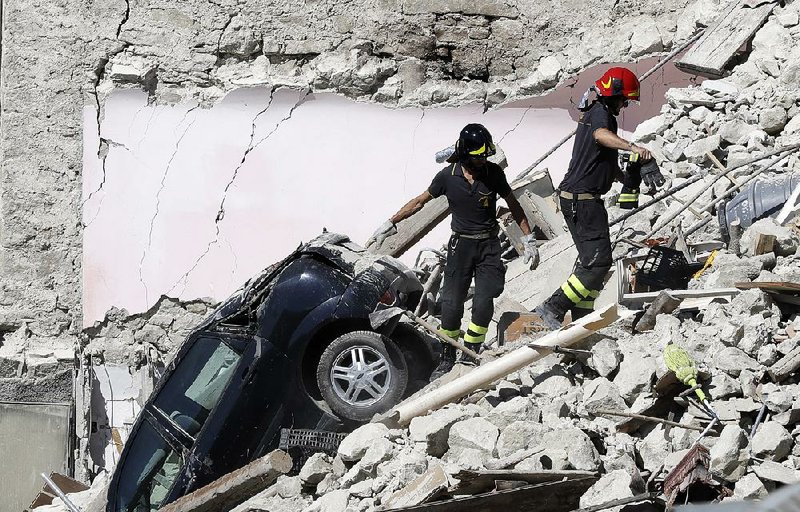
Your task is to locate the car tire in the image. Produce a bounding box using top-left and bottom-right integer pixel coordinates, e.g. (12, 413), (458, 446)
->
(316, 331), (408, 422)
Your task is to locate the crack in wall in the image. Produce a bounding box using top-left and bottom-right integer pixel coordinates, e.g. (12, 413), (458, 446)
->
(138, 106), (200, 304)
(116, 0), (131, 39)
(498, 104), (535, 143)
(403, 108), (426, 192)
(215, 13), (236, 57)
(165, 89), (311, 298)
(82, 139), (133, 227)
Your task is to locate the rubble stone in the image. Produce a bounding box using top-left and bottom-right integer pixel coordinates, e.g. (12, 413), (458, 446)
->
(710, 424), (748, 482)
(612, 351), (656, 404)
(409, 407), (473, 457)
(588, 338), (623, 378)
(447, 417), (499, 461)
(496, 421), (546, 458)
(338, 424), (390, 462)
(733, 473), (768, 500)
(300, 454), (334, 486)
(753, 460), (800, 484)
(760, 106), (789, 134)
(712, 347), (761, 377)
(578, 470), (635, 509)
(583, 377), (627, 414)
(637, 425), (671, 474)
(741, 218), (800, 257)
(540, 428), (600, 471)
(752, 421), (793, 461)
(308, 489), (349, 512)
(486, 396), (539, 430)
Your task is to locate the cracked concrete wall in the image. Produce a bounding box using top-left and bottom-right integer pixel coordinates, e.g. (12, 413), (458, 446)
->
(2, 0), (728, 374)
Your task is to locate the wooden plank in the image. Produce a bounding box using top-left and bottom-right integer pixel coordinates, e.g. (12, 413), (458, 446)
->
(620, 288), (739, 309)
(676, 0), (778, 78)
(386, 477), (597, 512)
(450, 469), (597, 496)
(753, 233), (777, 255)
(499, 211), (525, 256)
(371, 169), (560, 257)
(735, 281), (800, 293)
(768, 346), (800, 383)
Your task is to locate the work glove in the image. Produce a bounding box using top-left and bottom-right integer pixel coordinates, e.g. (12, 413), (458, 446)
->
(641, 160), (666, 190)
(521, 233), (539, 269)
(365, 220), (397, 250)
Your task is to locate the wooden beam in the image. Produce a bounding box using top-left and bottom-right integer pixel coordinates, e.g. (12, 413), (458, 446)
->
(676, 0), (778, 78)
(450, 469), (597, 496)
(383, 478), (597, 512)
(369, 170), (560, 258)
(159, 450), (292, 512)
(753, 233), (777, 255)
(768, 346), (800, 383)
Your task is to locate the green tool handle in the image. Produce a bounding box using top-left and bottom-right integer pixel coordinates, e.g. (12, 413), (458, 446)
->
(687, 378), (707, 402)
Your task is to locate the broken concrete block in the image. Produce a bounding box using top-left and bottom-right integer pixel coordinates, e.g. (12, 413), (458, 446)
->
(338, 424), (390, 462)
(752, 421), (793, 461)
(613, 352), (656, 404)
(409, 407), (472, 457)
(683, 134), (721, 163)
(741, 218), (800, 257)
(701, 79), (740, 98)
(733, 473), (768, 500)
(718, 119), (758, 145)
(763, 382), (795, 413)
(578, 469), (636, 509)
(689, 106), (713, 125)
(379, 464), (448, 509)
(308, 489), (349, 512)
(300, 454), (334, 486)
(760, 106), (789, 134)
(708, 372), (742, 400)
(515, 448), (570, 471)
(587, 338), (622, 378)
(496, 421), (546, 458)
(540, 428), (600, 471)
(360, 438), (395, 471)
(710, 424), (749, 482)
(632, 114), (670, 143)
(274, 476), (303, 499)
(486, 396), (539, 430)
(637, 425), (671, 474)
(712, 347), (761, 377)
(531, 366), (575, 398)
(583, 377), (627, 415)
(752, 460), (800, 484)
(447, 417), (499, 461)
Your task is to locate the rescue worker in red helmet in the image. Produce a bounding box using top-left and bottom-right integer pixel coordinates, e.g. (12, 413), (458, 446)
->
(533, 67), (662, 328)
(368, 124), (538, 376)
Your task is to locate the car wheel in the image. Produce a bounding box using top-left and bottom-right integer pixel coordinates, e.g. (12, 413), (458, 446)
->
(316, 331), (408, 422)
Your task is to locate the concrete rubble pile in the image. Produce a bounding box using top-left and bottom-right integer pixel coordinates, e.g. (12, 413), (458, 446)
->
(220, 3), (800, 511)
(33, 2), (800, 512)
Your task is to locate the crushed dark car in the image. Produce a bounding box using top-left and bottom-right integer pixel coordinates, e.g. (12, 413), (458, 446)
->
(106, 233), (437, 511)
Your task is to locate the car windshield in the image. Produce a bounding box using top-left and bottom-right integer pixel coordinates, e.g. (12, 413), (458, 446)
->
(114, 337), (241, 511)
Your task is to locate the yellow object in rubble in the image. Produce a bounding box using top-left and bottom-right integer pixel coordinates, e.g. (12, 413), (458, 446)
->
(692, 250), (718, 279)
(663, 343), (707, 402)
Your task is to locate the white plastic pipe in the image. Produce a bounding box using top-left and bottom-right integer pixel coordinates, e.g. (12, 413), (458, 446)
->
(776, 181), (800, 225)
(378, 304), (624, 427)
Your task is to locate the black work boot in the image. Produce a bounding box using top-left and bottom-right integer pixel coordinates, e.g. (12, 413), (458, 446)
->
(457, 342), (482, 366)
(532, 302), (565, 331)
(430, 344), (457, 380)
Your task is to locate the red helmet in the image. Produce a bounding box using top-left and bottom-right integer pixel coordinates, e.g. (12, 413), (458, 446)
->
(595, 67), (640, 101)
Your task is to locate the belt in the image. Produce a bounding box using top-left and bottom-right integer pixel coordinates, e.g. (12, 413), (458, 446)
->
(558, 190), (601, 201)
(453, 227), (499, 240)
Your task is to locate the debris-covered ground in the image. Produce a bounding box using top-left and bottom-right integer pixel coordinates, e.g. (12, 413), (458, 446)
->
(28, 1), (800, 511)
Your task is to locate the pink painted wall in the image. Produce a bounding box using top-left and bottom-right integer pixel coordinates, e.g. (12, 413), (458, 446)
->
(83, 62), (695, 325)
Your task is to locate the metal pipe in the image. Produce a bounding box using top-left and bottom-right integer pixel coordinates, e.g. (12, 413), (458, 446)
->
(376, 304), (623, 427)
(684, 150), (798, 236)
(40, 473), (83, 512)
(646, 143), (800, 237)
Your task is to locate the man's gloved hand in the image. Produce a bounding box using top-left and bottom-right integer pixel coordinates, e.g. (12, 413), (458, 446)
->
(521, 233), (539, 269)
(365, 220), (397, 250)
(641, 160), (666, 190)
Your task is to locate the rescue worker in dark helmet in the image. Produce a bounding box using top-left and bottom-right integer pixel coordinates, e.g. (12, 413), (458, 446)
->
(367, 124), (538, 375)
(533, 67), (665, 328)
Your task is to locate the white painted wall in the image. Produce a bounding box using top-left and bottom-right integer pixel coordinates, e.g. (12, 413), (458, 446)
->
(83, 89), (578, 325)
